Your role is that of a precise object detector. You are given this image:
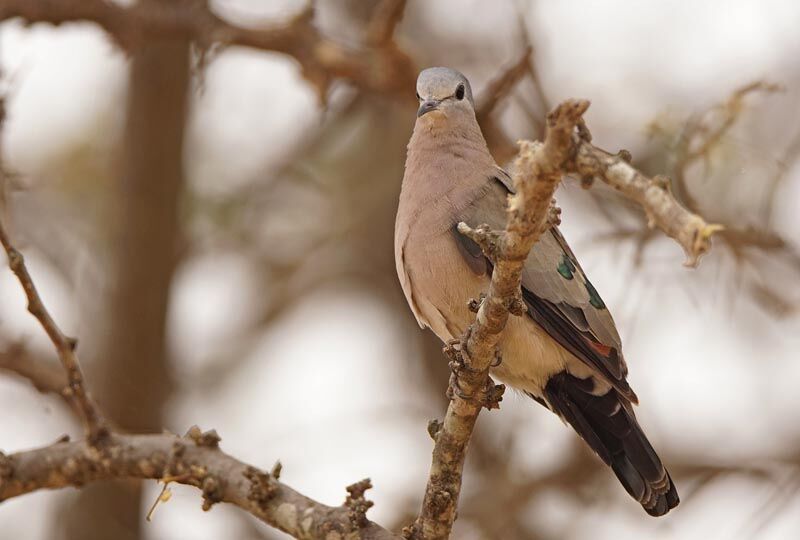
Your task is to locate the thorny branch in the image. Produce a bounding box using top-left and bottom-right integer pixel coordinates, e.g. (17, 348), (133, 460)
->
(409, 100), (592, 540)
(0, 217), (401, 538)
(570, 138), (723, 267)
(0, 220), (108, 442)
(0, 432), (400, 540)
(411, 98), (720, 538)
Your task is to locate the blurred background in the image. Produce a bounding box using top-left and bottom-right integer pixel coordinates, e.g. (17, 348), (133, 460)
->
(1, 0), (800, 539)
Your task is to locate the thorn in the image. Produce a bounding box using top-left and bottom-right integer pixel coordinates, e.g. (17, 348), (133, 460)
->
(617, 149), (633, 163)
(576, 117), (592, 141)
(244, 466), (277, 506)
(505, 295), (527, 316)
(201, 475), (222, 511)
(270, 461), (282, 480)
(427, 419), (443, 441)
(185, 426), (221, 448)
(345, 478), (374, 528)
(546, 200), (562, 228)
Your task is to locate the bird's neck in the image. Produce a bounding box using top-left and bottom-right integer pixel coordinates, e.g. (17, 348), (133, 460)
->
(403, 115), (495, 198)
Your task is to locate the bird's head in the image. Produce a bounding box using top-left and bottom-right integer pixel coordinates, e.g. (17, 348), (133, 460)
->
(415, 67), (475, 123)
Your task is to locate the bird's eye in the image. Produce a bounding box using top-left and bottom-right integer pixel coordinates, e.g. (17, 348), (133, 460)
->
(455, 84), (465, 101)
(416, 91), (421, 100)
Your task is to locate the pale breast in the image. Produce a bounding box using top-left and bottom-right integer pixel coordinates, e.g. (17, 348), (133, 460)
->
(403, 225), (575, 397)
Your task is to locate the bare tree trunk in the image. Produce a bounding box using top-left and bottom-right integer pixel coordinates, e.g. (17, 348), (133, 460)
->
(55, 3), (191, 538)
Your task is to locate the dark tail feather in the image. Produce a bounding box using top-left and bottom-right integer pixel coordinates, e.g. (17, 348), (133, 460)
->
(541, 372), (679, 516)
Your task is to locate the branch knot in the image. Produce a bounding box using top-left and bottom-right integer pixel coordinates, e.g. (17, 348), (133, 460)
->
(186, 425), (221, 448)
(345, 478), (374, 528)
(244, 466), (277, 508)
(456, 222), (503, 261)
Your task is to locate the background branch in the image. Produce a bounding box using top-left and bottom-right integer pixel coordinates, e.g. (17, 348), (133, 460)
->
(0, 0), (416, 100)
(0, 345), (68, 398)
(0, 206), (401, 539)
(571, 139), (723, 267)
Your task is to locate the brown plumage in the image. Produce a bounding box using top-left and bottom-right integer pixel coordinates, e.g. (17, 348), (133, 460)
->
(394, 67), (678, 516)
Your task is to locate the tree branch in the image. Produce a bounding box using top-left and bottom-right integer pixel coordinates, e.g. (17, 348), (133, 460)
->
(0, 211), (403, 540)
(0, 344), (67, 396)
(570, 139), (723, 267)
(410, 100), (591, 540)
(0, 432), (401, 540)
(412, 97), (721, 538)
(0, 0), (416, 101)
(0, 220), (108, 442)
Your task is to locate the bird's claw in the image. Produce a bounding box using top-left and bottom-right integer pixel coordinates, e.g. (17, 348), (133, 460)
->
(482, 378), (505, 410)
(467, 293), (486, 313)
(447, 372), (505, 410)
(444, 334), (504, 409)
(490, 347), (503, 367)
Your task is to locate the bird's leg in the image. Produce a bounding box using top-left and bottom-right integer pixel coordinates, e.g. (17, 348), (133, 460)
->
(445, 336), (505, 409)
(444, 334), (477, 401)
(490, 347), (503, 367)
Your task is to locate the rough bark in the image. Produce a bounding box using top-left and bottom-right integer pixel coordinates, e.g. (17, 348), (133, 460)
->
(570, 139), (722, 267)
(0, 432), (401, 540)
(410, 100), (591, 540)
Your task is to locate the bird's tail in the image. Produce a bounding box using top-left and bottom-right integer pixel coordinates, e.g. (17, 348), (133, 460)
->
(542, 372), (679, 516)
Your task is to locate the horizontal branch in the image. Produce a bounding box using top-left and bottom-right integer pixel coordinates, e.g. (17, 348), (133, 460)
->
(0, 432), (401, 540)
(0, 0), (416, 100)
(412, 100), (590, 540)
(570, 140), (722, 267)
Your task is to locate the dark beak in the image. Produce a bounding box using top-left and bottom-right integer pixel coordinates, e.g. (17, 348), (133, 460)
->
(417, 100), (440, 117)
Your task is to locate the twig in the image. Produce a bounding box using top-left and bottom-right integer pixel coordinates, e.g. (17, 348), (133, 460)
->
(0, 219), (108, 442)
(0, 0), (416, 101)
(475, 46), (533, 122)
(670, 80), (782, 213)
(365, 0), (408, 45)
(475, 46), (535, 163)
(570, 141), (723, 267)
(0, 432), (401, 540)
(411, 100), (590, 540)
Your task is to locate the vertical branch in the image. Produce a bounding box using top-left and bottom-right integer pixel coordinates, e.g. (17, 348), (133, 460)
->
(410, 100), (590, 540)
(58, 1), (191, 538)
(0, 220), (108, 441)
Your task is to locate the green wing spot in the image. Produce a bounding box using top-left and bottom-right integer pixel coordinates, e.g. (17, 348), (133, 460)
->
(585, 280), (606, 309)
(557, 254), (576, 280)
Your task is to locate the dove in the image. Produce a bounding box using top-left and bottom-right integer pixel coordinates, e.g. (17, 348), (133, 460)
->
(394, 67), (678, 516)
